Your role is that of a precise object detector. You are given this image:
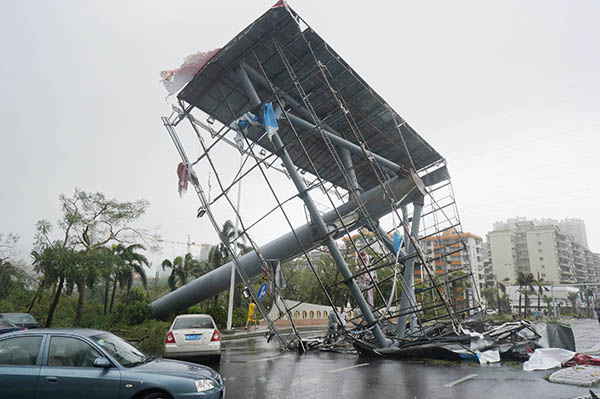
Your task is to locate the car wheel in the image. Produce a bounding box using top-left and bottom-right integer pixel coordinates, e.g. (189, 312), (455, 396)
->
(142, 392), (171, 399)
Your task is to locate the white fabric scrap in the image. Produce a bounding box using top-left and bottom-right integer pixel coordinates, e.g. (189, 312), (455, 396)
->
(523, 348), (576, 371)
(477, 350), (500, 365)
(160, 48), (221, 95)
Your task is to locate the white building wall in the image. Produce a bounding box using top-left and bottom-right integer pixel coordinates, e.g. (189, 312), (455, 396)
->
(489, 230), (516, 282)
(525, 226), (560, 284)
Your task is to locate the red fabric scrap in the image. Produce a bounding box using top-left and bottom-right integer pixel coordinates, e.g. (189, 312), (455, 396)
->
(564, 353), (600, 367)
(177, 162), (188, 196)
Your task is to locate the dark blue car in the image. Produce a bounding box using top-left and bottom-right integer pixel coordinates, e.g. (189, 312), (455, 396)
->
(0, 318), (23, 335)
(0, 328), (224, 399)
(0, 313), (41, 329)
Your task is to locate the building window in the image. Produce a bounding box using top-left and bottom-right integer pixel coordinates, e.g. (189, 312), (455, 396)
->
(294, 311), (300, 319)
(538, 241), (542, 245)
(302, 311), (307, 319)
(317, 311), (321, 319)
(309, 311), (315, 319)
(539, 257), (544, 261)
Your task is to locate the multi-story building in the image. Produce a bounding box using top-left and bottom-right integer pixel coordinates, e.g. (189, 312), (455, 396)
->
(489, 218), (599, 286)
(494, 217), (589, 249)
(489, 221), (572, 285)
(572, 241), (587, 283)
(554, 230), (575, 283)
(558, 218), (589, 249)
(421, 231), (484, 303)
(482, 242), (494, 289)
(487, 228), (517, 283)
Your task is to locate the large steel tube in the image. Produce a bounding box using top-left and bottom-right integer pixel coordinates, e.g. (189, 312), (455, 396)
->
(150, 174), (423, 317)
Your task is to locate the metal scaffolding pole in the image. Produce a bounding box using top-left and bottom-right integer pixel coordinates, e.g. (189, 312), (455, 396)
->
(236, 64), (390, 348)
(396, 195), (424, 338)
(226, 153), (243, 331)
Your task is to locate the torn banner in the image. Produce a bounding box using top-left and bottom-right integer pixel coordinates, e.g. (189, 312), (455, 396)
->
(161, 49), (221, 95)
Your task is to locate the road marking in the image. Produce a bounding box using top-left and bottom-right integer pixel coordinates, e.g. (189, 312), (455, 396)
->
(246, 356), (286, 363)
(444, 374), (478, 387)
(328, 363), (370, 373)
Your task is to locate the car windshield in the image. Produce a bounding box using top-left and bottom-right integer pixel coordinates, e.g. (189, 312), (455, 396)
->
(3, 314), (36, 324)
(0, 318), (16, 328)
(173, 316), (213, 330)
(91, 332), (148, 367)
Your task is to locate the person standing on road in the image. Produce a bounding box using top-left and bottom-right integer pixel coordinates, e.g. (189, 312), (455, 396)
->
(245, 299), (257, 331)
(337, 307), (346, 332)
(327, 308), (338, 341)
(595, 308), (600, 324)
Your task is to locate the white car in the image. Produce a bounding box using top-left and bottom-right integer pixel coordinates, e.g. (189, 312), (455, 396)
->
(163, 314), (221, 362)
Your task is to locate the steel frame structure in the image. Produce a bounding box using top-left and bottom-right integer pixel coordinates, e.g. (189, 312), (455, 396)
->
(152, 2), (482, 351)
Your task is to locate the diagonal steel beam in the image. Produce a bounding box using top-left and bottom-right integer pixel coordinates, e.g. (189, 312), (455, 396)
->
(236, 64), (391, 348)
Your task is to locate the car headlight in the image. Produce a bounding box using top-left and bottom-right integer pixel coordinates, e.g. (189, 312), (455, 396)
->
(195, 379), (215, 392)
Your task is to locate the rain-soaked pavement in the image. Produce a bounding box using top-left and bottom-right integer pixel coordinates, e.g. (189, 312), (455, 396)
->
(201, 319), (600, 399)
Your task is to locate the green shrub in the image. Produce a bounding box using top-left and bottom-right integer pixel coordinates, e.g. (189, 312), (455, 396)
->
(113, 288), (153, 326)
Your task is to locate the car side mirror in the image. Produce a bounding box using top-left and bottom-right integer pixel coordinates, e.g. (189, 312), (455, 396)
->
(93, 358), (111, 368)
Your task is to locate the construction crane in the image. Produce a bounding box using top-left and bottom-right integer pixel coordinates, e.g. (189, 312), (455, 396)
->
(158, 235), (204, 254)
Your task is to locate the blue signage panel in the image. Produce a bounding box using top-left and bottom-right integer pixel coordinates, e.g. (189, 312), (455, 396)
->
(257, 283), (269, 300)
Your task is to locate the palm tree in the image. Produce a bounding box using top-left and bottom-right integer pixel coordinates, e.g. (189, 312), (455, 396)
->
(206, 220), (249, 308)
(207, 220), (248, 272)
(543, 295), (552, 317)
(108, 244), (150, 312)
(535, 272), (549, 315)
(493, 276), (510, 315)
(516, 272), (535, 317)
(162, 253), (203, 292)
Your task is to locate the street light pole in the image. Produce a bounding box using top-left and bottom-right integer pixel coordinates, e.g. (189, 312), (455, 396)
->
(226, 154), (243, 331)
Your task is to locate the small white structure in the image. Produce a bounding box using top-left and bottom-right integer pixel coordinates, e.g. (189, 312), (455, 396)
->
(267, 298), (354, 321)
(505, 285), (580, 310)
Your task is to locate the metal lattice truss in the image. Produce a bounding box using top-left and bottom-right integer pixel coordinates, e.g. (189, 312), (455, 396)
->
(151, 2), (482, 351)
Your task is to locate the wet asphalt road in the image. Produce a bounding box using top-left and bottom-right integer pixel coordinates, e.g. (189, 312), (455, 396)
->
(198, 320), (600, 399)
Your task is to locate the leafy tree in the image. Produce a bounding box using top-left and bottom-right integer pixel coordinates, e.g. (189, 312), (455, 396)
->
(113, 288), (153, 325)
(32, 189), (153, 326)
(0, 259), (28, 294)
(31, 241), (77, 327)
(482, 287), (497, 309)
(0, 234), (28, 294)
(0, 233), (19, 262)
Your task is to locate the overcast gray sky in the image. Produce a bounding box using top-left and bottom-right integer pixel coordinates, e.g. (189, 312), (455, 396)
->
(1, 0), (599, 273)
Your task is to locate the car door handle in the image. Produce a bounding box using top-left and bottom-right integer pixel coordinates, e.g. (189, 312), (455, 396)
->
(45, 376), (59, 383)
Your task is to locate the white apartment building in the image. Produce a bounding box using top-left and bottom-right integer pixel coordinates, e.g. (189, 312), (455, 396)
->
(488, 218), (598, 286)
(489, 222), (568, 284)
